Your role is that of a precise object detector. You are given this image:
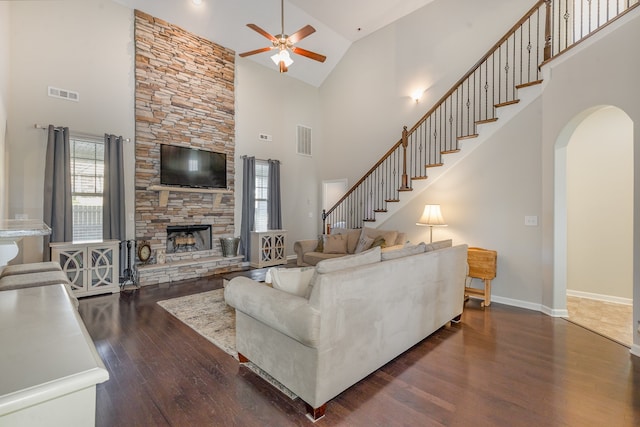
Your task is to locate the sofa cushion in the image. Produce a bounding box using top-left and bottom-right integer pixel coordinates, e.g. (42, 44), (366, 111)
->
(395, 232), (408, 246)
(331, 228), (362, 254)
(0, 270), (69, 290)
(267, 266), (316, 297)
(315, 246), (381, 274)
(303, 251), (344, 266)
(360, 227), (398, 248)
(425, 239), (453, 252)
(381, 242), (427, 261)
(0, 261), (62, 278)
(323, 234), (348, 254)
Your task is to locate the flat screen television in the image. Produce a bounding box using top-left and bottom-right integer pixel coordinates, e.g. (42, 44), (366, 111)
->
(160, 145), (227, 189)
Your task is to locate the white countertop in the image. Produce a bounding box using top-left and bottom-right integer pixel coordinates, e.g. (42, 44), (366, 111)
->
(0, 220), (51, 239)
(0, 285), (109, 417)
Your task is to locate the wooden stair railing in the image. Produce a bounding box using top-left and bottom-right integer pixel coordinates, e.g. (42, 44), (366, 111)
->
(323, 0), (639, 232)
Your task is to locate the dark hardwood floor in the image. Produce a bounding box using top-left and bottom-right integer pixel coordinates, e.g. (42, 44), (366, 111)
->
(79, 275), (640, 426)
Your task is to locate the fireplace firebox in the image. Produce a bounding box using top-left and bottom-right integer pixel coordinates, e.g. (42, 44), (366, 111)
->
(166, 225), (212, 253)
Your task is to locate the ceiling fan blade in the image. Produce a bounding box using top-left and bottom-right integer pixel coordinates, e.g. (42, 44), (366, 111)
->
(246, 23), (278, 43)
(239, 46), (275, 57)
(287, 25), (315, 44)
(291, 46), (327, 63)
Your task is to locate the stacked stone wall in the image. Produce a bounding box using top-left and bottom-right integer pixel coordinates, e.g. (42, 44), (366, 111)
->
(134, 10), (238, 285)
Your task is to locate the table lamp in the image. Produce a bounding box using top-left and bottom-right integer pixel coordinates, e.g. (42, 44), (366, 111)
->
(416, 204), (447, 243)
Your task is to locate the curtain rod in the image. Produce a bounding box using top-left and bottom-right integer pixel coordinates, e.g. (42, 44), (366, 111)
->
(241, 155), (280, 164)
(34, 124), (131, 142)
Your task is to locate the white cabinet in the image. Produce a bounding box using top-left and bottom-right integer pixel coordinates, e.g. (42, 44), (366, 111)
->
(50, 240), (120, 297)
(250, 230), (287, 268)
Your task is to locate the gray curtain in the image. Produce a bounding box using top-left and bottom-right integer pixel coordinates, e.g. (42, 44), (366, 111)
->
(43, 125), (73, 261)
(267, 159), (282, 230)
(239, 156), (256, 259)
(103, 134), (126, 277)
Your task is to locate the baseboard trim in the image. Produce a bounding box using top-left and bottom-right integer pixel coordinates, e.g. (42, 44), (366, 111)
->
(566, 289), (632, 306)
(475, 295), (569, 318)
(630, 344), (640, 358)
(490, 295), (544, 312)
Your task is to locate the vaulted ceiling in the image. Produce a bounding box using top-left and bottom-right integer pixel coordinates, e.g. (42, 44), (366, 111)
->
(113, 0), (436, 87)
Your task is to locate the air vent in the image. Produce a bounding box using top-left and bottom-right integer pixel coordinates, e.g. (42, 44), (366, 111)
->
(48, 86), (80, 102)
(296, 125), (312, 156)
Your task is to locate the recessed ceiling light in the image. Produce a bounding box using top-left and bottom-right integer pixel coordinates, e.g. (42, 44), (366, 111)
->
(192, 0), (202, 5)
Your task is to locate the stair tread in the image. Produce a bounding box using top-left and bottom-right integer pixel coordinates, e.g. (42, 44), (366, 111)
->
(398, 187), (413, 192)
(363, 219), (376, 222)
(385, 199), (400, 203)
(476, 117), (498, 125)
(457, 134), (479, 141)
(426, 163), (444, 168)
(495, 99), (520, 108)
(411, 176), (428, 180)
(516, 79), (543, 89)
(442, 149), (460, 154)
(373, 209), (388, 213)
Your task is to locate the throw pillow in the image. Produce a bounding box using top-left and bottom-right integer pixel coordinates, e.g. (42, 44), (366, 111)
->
(316, 246), (381, 274)
(331, 228), (362, 254)
(354, 235), (374, 253)
(323, 234), (348, 254)
(360, 227), (399, 248)
(269, 267), (316, 297)
(370, 235), (387, 248)
(314, 235), (324, 252)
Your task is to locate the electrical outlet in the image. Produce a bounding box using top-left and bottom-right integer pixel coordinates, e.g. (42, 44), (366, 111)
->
(524, 215), (538, 226)
(258, 133), (272, 142)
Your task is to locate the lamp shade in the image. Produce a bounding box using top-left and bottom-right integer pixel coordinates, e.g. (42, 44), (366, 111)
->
(271, 49), (293, 67)
(416, 204), (447, 227)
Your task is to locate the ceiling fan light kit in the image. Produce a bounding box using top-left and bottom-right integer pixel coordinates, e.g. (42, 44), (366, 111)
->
(240, 0), (326, 73)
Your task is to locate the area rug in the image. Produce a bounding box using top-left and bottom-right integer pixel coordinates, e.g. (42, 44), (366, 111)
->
(157, 289), (297, 400)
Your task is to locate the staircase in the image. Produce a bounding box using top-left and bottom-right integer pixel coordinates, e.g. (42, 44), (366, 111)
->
(322, 0), (639, 232)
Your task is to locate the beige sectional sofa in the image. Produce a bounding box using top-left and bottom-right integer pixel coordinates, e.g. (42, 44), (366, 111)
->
(294, 227), (407, 266)
(224, 240), (467, 421)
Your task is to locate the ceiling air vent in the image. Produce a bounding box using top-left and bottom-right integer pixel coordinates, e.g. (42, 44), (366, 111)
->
(48, 86), (79, 102)
(296, 125), (312, 157)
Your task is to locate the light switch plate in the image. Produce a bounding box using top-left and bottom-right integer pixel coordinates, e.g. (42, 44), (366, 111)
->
(524, 215), (538, 226)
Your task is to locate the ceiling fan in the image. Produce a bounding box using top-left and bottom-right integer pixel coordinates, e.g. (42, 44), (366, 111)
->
(239, 0), (326, 73)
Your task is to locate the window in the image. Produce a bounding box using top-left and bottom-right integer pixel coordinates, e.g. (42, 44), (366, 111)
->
(70, 137), (104, 241)
(254, 160), (269, 232)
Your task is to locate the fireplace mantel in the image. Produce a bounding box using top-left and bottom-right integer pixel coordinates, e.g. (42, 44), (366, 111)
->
(148, 185), (233, 208)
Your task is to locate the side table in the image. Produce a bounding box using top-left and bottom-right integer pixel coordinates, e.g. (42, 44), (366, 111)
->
(465, 247), (497, 307)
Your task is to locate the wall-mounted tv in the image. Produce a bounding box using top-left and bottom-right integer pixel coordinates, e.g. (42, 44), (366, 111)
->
(160, 145), (227, 189)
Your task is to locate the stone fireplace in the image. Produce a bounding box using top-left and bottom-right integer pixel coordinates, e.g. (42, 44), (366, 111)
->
(133, 11), (240, 286)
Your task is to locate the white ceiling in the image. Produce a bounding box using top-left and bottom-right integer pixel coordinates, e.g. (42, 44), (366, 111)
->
(113, 0), (435, 87)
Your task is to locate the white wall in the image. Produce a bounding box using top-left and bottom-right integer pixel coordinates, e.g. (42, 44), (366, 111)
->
(567, 106), (633, 300)
(7, 0), (135, 262)
(235, 59), (323, 250)
(318, 0), (533, 187)
(0, 2), (9, 220)
(383, 99), (544, 306)
(540, 10), (640, 345)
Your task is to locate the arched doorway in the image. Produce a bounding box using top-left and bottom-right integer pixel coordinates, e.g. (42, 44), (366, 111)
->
(554, 105), (634, 344)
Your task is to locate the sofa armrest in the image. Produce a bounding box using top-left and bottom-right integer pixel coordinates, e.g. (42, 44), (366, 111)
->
(224, 277), (321, 347)
(294, 239), (319, 266)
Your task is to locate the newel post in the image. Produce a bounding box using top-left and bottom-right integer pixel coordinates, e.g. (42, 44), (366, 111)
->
(321, 209), (327, 235)
(544, 0), (552, 60)
(400, 126), (410, 190)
